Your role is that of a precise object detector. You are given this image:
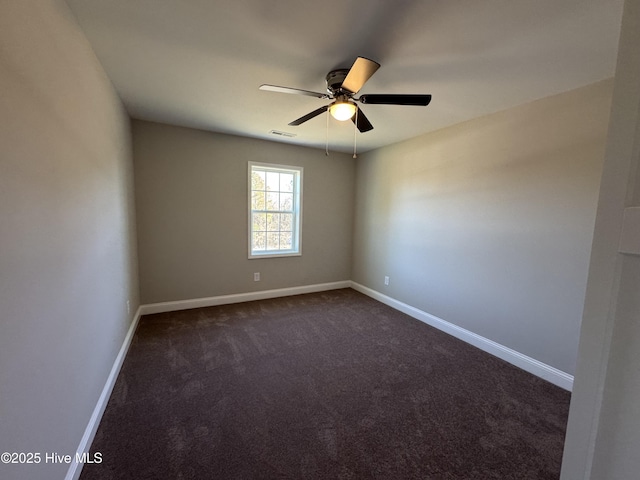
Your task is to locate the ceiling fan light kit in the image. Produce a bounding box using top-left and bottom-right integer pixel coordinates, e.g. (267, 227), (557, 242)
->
(329, 97), (357, 121)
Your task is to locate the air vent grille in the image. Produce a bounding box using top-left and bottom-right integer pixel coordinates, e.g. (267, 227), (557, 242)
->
(269, 130), (297, 138)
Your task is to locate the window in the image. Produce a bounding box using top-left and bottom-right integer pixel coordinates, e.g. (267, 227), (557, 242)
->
(249, 162), (302, 258)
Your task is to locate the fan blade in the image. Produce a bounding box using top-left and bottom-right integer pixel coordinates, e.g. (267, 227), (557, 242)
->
(259, 84), (328, 99)
(341, 57), (380, 95)
(358, 94), (432, 106)
(352, 106), (374, 133)
(288, 105), (329, 126)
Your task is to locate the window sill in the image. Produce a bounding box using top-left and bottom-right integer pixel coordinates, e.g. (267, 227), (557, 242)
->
(249, 251), (301, 259)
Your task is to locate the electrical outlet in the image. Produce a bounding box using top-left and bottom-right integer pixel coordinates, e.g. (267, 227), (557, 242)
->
(126, 300), (130, 315)
(384, 276), (390, 286)
(254, 272), (260, 281)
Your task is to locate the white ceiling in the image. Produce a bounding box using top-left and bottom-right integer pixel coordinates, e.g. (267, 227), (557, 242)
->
(65, 0), (624, 153)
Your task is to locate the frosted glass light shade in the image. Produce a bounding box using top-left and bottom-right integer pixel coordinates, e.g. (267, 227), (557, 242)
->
(329, 101), (356, 121)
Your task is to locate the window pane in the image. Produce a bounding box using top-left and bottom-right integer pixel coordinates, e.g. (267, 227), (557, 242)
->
(266, 171), (280, 191)
(252, 232), (266, 251)
(267, 232), (279, 250)
(251, 191), (265, 210)
(252, 212), (266, 231)
(266, 192), (279, 211)
(280, 232), (292, 250)
(280, 173), (294, 192)
(280, 213), (293, 231)
(266, 213), (280, 231)
(280, 193), (293, 211)
(252, 171), (265, 190)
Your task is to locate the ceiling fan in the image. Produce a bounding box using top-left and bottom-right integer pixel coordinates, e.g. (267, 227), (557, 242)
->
(259, 57), (432, 133)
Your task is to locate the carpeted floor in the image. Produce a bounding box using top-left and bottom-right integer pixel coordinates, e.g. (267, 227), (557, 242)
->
(80, 288), (571, 479)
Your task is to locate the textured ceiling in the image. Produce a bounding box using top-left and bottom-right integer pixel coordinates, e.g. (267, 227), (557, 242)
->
(65, 0), (623, 153)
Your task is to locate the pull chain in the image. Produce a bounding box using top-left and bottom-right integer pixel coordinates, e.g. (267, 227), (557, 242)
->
(325, 108), (330, 156)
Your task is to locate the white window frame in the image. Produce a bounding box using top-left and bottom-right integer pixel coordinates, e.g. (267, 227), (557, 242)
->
(248, 161), (303, 259)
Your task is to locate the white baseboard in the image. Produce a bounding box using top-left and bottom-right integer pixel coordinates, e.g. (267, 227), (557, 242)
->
(65, 306), (143, 480)
(139, 280), (351, 315)
(350, 282), (574, 391)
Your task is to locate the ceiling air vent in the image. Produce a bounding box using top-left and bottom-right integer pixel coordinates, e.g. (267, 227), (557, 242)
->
(269, 130), (297, 138)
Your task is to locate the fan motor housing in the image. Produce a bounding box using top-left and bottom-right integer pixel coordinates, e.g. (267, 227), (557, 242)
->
(326, 69), (350, 96)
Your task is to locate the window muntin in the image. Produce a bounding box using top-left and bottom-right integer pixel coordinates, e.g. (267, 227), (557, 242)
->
(249, 162), (302, 258)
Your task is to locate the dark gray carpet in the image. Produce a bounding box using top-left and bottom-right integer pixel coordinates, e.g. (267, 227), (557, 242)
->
(80, 288), (570, 479)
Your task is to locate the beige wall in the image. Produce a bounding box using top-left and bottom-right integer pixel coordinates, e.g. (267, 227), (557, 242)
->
(353, 80), (613, 375)
(0, 1), (139, 479)
(133, 120), (355, 304)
